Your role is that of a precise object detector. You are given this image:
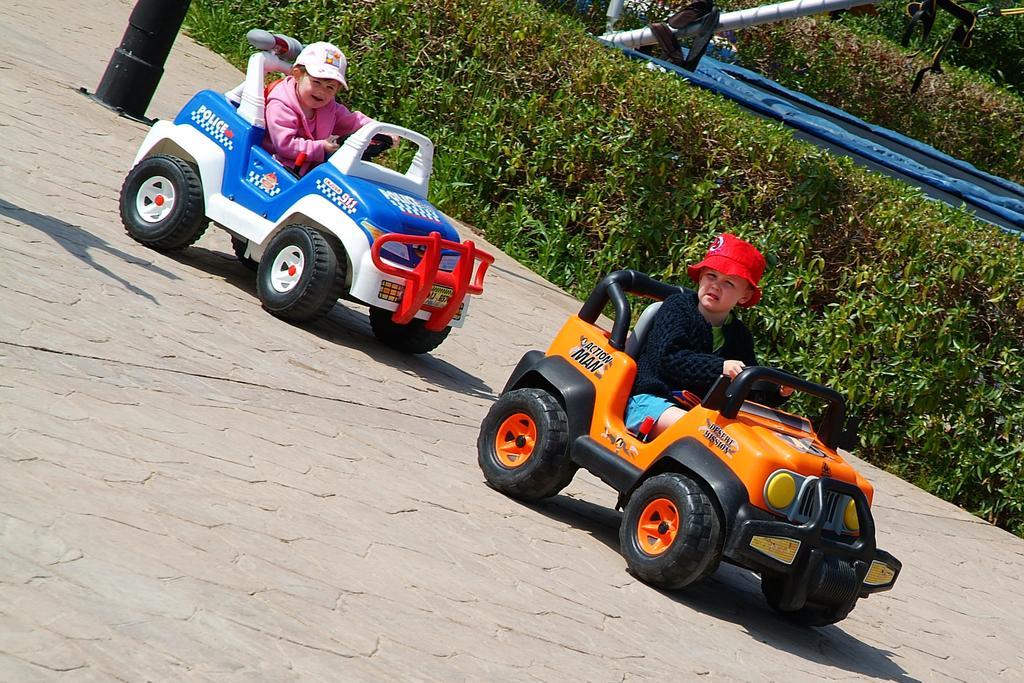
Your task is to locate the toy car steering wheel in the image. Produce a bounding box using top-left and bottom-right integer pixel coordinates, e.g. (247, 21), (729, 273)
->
(361, 134), (394, 161)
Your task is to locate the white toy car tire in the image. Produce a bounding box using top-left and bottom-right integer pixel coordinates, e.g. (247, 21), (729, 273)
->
(256, 224), (345, 322)
(120, 155), (208, 251)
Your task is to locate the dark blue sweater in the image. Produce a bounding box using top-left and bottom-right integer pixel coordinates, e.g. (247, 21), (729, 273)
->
(631, 289), (758, 400)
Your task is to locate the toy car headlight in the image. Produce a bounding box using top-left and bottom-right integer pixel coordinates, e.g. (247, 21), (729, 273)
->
(843, 498), (859, 532)
(765, 471), (797, 511)
(360, 220), (384, 240)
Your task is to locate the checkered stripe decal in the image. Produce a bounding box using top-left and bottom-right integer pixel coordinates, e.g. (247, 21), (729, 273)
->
(315, 179), (358, 214)
(247, 171), (281, 197)
(379, 189), (442, 224)
(190, 109), (234, 150)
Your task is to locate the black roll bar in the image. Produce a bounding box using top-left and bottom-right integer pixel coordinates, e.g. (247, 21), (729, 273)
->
(721, 366), (847, 449)
(577, 270), (684, 350)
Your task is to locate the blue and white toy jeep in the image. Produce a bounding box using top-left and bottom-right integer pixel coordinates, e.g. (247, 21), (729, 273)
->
(119, 30), (493, 354)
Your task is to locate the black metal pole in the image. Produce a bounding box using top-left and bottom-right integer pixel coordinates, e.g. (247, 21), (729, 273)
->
(88, 0), (192, 122)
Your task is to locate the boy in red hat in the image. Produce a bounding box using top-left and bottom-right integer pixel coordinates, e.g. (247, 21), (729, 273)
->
(627, 233), (791, 438)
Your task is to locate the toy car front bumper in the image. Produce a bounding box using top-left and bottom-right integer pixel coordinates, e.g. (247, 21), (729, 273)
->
(724, 480), (901, 610)
(368, 231), (493, 331)
(346, 232), (493, 329)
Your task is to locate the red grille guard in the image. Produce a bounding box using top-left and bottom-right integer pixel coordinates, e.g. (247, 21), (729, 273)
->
(370, 231), (494, 331)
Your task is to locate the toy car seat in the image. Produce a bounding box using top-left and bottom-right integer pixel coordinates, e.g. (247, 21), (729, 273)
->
(624, 301), (664, 357)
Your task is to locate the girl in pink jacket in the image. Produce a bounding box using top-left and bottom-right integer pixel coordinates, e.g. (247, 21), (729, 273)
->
(262, 41), (374, 175)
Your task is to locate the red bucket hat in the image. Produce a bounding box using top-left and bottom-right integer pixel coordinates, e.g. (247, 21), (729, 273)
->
(687, 233), (766, 307)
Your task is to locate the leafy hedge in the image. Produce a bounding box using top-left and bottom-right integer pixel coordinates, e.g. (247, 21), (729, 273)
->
(604, 1), (1024, 96)
(562, 1), (1024, 184)
(735, 15), (1024, 184)
(185, 0), (1024, 534)
(840, 0), (1024, 96)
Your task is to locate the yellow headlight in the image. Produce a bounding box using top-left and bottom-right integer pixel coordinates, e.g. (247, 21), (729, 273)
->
(844, 498), (859, 532)
(765, 472), (797, 510)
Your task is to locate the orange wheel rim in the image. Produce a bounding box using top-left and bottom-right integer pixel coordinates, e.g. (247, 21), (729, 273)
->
(494, 412), (536, 468)
(636, 498), (679, 556)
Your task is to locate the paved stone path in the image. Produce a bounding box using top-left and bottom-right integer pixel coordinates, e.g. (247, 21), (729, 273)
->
(2, 1), (1022, 681)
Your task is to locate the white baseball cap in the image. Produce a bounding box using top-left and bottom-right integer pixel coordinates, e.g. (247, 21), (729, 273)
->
(294, 41), (348, 89)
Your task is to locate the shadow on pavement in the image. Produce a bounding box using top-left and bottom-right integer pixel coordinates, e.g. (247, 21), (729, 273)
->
(175, 244), (496, 401)
(533, 494), (622, 551)
(0, 198), (178, 303)
(528, 492), (916, 683)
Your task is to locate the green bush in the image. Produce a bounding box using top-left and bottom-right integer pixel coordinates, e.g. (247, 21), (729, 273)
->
(563, 1), (1024, 183)
(185, 0), (1024, 535)
(735, 16), (1024, 184)
(840, 0), (1024, 96)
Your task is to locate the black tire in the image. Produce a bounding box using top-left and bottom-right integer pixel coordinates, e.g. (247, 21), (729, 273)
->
(761, 576), (857, 627)
(256, 224), (345, 322)
(619, 473), (723, 590)
(231, 236), (258, 271)
(477, 387), (576, 501)
(369, 306), (451, 354)
(119, 155), (208, 250)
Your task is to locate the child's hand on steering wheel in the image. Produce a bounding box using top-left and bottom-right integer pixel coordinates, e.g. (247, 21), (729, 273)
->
(723, 359), (745, 378)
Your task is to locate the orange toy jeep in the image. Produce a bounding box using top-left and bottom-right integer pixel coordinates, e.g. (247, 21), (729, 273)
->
(477, 270), (900, 626)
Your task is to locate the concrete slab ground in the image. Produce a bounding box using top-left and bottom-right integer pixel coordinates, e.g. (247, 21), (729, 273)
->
(1, 1), (1022, 680)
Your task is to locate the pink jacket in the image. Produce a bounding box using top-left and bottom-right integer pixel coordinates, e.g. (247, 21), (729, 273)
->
(262, 76), (373, 174)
